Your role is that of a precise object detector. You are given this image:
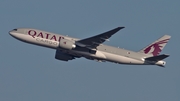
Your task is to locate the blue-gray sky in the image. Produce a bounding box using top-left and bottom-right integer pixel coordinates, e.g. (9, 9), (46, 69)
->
(0, 0), (179, 101)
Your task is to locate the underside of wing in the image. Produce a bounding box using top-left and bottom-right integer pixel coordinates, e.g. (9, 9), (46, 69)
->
(76, 27), (125, 49)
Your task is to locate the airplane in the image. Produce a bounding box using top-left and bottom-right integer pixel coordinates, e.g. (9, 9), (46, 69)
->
(9, 27), (171, 67)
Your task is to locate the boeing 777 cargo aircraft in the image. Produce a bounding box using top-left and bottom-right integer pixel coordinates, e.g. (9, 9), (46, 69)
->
(9, 27), (171, 67)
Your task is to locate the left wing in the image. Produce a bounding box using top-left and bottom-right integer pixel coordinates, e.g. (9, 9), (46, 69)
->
(76, 27), (125, 48)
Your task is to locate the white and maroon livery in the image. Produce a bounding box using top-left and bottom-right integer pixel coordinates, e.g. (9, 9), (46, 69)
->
(9, 27), (171, 67)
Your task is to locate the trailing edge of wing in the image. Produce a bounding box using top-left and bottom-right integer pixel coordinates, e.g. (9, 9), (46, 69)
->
(145, 54), (169, 61)
(76, 27), (125, 48)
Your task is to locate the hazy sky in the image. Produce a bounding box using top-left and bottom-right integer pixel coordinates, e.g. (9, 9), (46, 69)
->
(0, 0), (179, 101)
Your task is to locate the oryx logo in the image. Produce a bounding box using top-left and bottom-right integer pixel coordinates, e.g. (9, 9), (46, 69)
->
(144, 39), (169, 56)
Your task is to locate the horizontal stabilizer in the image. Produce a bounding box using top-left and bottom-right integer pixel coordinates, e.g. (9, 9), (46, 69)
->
(145, 54), (169, 61)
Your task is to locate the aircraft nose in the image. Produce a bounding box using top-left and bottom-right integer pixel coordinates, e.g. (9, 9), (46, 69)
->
(9, 31), (14, 36)
(9, 29), (17, 36)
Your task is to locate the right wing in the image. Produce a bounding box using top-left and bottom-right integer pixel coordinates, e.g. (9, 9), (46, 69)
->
(76, 27), (125, 49)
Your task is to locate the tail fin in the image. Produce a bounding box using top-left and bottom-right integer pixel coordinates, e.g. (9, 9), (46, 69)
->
(139, 35), (171, 56)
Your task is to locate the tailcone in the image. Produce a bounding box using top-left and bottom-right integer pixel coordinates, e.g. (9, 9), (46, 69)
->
(156, 61), (166, 67)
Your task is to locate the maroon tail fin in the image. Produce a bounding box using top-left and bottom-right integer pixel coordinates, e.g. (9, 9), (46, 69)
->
(139, 35), (171, 56)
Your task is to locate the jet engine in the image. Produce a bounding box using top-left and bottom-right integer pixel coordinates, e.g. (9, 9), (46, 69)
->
(59, 38), (76, 50)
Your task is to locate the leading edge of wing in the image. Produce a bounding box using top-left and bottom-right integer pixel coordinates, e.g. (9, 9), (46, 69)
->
(76, 27), (125, 48)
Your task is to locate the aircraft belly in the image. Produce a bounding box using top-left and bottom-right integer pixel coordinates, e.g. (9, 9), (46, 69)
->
(102, 51), (144, 64)
(69, 50), (144, 64)
(69, 50), (106, 60)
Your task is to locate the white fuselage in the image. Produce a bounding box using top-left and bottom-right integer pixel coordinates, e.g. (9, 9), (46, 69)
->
(9, 28), (165, 66)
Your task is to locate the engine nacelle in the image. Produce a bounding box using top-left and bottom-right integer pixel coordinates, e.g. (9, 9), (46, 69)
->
(59, 38), (76, 50)
(55, 50), (75, 61)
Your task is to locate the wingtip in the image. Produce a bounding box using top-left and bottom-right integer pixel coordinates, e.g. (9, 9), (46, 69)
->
(162, 54), (170, 57)
(118, 27), (125, 29)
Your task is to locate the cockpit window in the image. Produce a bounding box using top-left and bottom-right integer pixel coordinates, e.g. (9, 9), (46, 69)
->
(13, 29), (17, 31)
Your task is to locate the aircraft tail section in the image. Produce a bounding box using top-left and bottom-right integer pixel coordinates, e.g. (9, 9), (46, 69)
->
(139, 35), (171, 56)
(144, 54), (169, 67)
